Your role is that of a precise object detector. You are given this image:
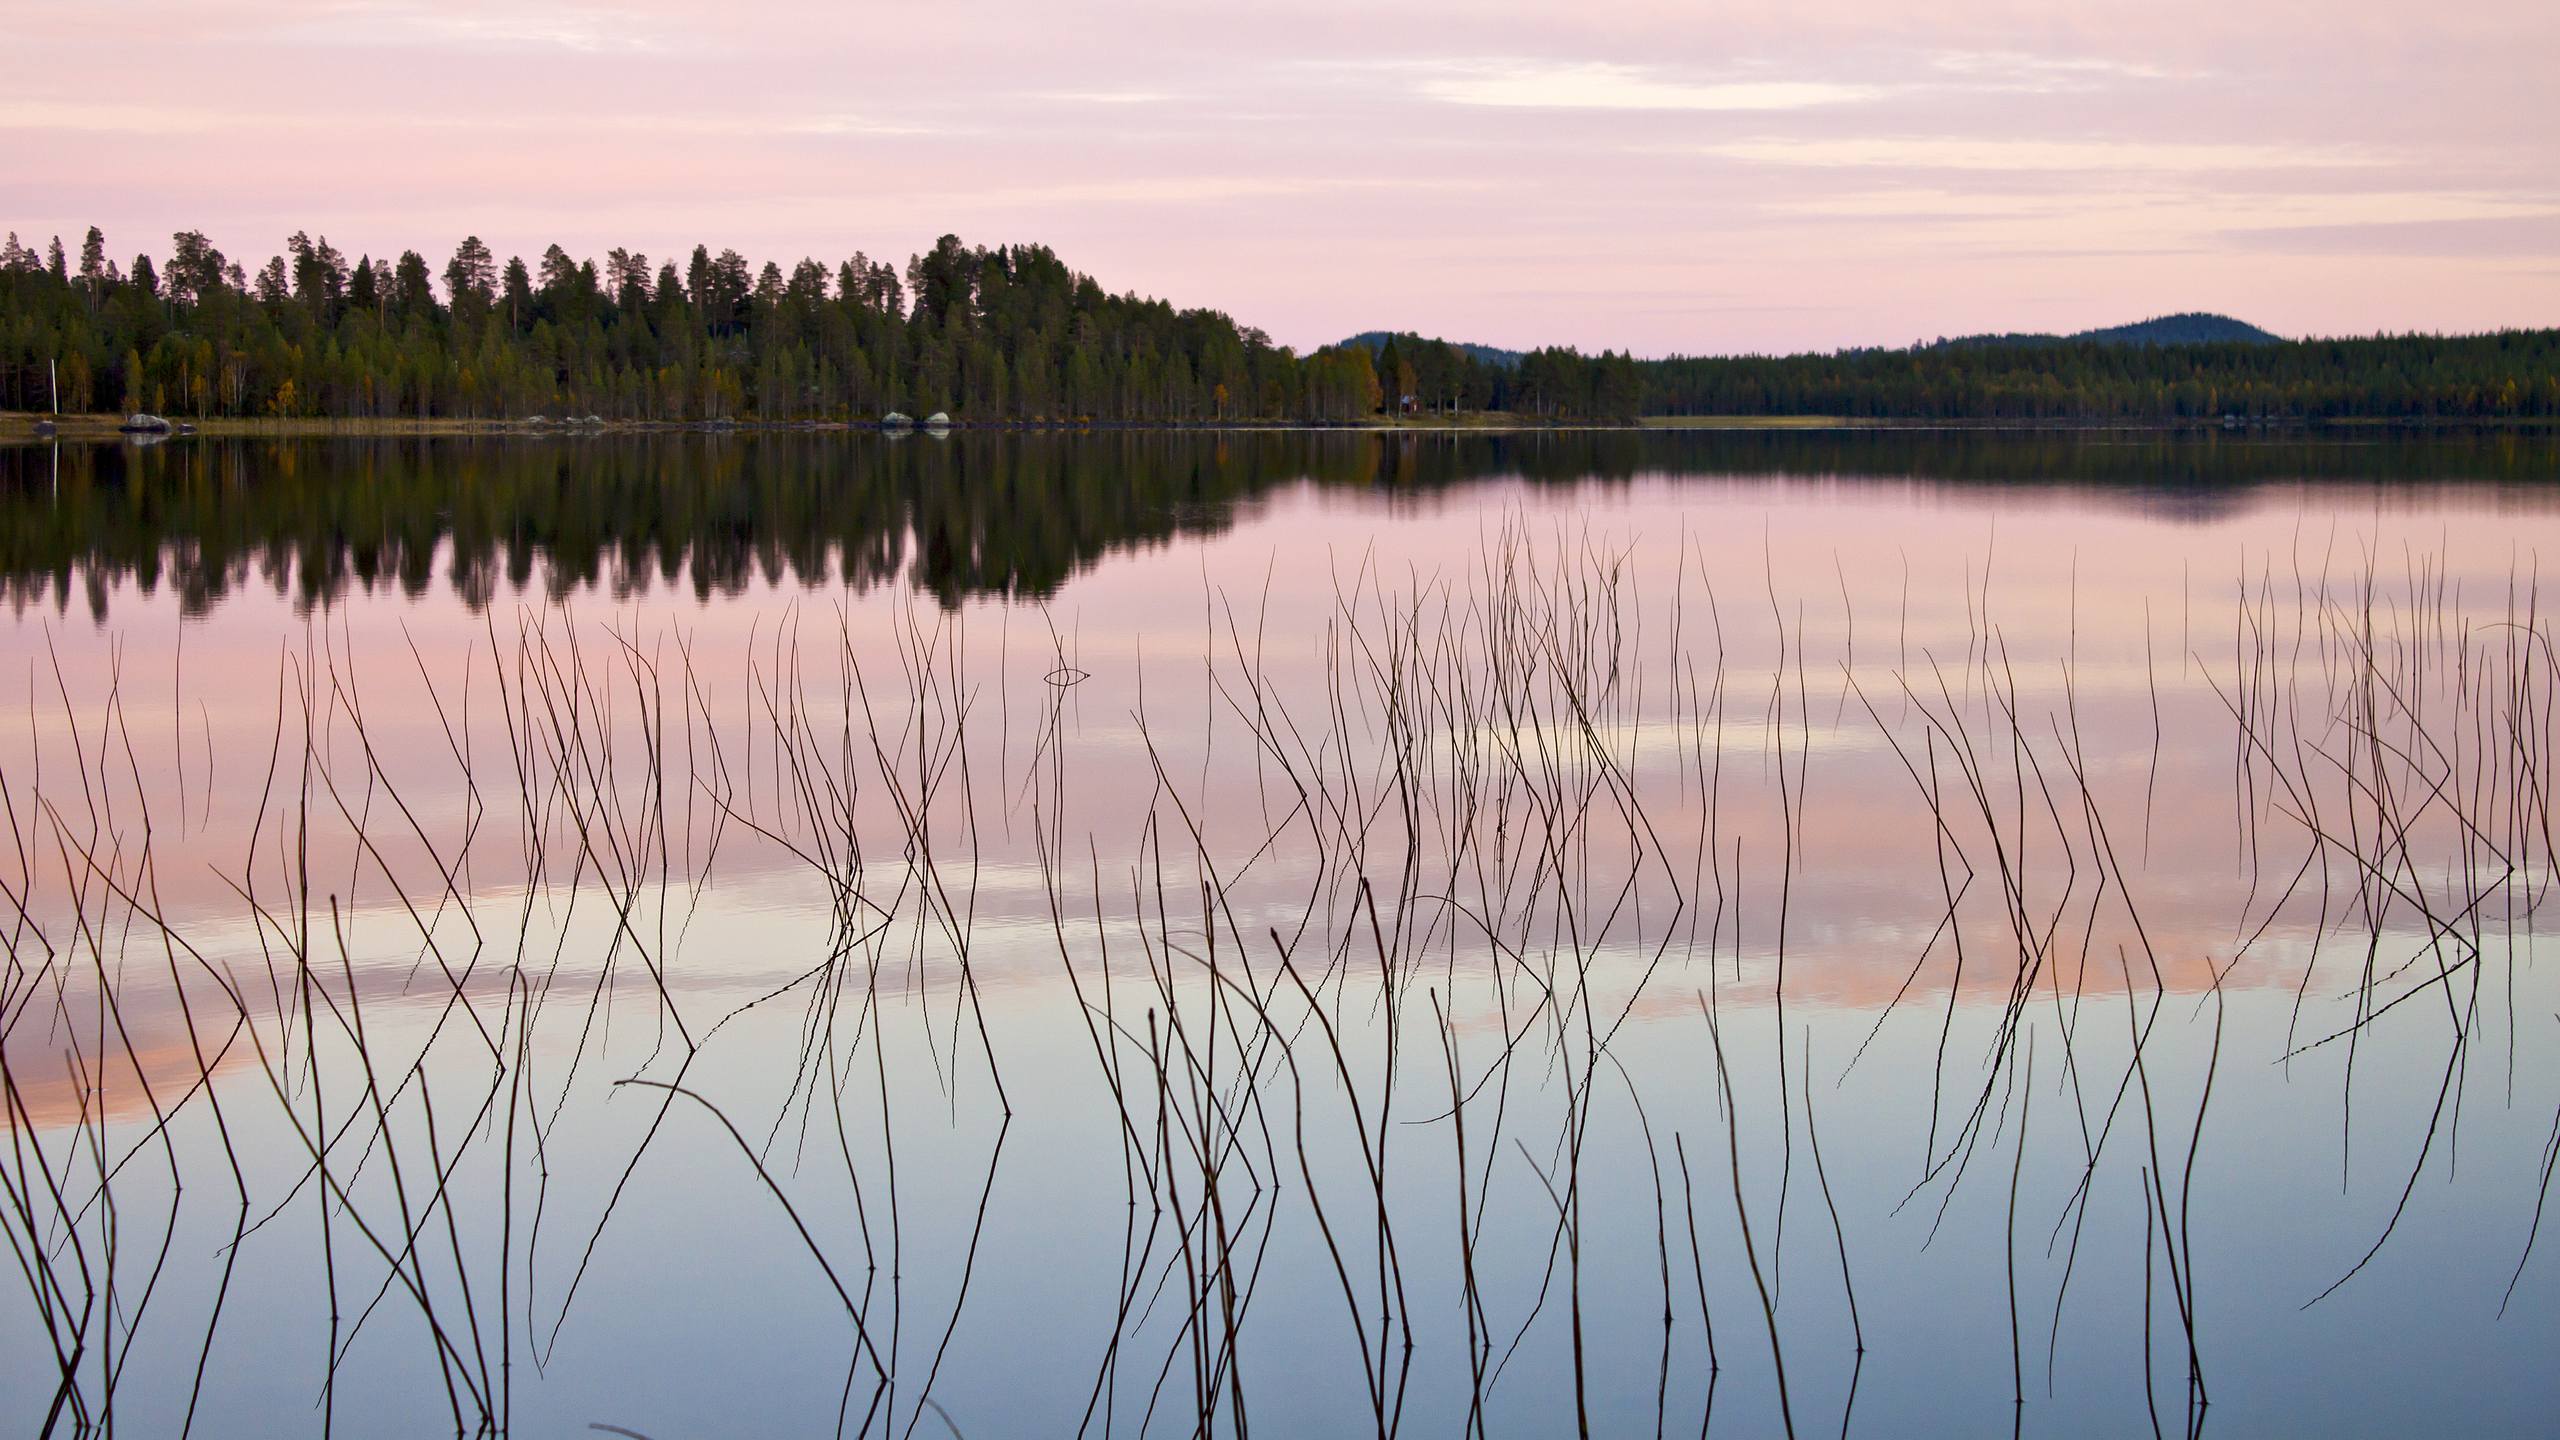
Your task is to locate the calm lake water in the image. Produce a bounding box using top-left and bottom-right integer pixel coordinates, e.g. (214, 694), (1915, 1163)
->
(4, 430), (2557, 1438)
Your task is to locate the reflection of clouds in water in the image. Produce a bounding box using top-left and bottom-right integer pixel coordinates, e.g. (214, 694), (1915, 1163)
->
(6, 437), (2560, 1436)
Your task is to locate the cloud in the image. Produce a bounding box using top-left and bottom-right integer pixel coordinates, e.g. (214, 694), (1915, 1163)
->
(1409, 60), (1879, 112)
(749, 113), (951, 139)
(942, 175), (1491, 209)
(1694, 137), (2388, 173)
(1766, 188), (2157, 220)
(2227, 192), (2559, 227)
(1926, 50), (2190, 91)
(0, 99), (233, 134)
(2220, 213), (2560, 258)
(275, 1), (673, 54)
(1747, 185), (2560, 268)
(1032, 89), (1179, 105)
(1767, 187), (2553, 227)
(0, 97), (948, 140)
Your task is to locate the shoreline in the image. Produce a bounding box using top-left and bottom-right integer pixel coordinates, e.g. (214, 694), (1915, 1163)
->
(4, 410), (2551, 444)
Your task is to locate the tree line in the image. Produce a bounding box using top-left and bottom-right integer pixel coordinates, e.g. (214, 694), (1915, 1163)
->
(2, 226), (2555, 424)
(0, 227), (1431, 424)
(1351, 323), (2560, 420)
(1637, 329), (2560, 420)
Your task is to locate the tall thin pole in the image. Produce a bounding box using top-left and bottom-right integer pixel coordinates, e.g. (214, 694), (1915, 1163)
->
(50, 357), (59, 414)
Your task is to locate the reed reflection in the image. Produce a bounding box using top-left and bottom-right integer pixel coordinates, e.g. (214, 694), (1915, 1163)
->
(2, 433), (2557, 1438)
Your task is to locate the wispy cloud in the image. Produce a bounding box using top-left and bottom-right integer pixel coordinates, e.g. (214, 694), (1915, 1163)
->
(1032, 89), (1179, 105)
(1927, 50), (2191, 91)
(2220, 213), (2560, 258)
(1747, 185), (2560, 272)
(1695, 137), (2387, 172)
(276, 1), (674, 54)
(1770, 188), (2551, 227)
(0, 97), (948, 139)
(1409, 60), (1878, 112)
(748, 113), (951, 138)
(944, 175), (1490, 209)
(0, 99), (232, 134)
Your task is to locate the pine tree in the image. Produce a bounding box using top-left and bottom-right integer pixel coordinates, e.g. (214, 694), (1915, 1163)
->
(606, 249), (651, 311)
(392, 251), (437, 321)
(445, 237), (498, 328)
(168, 231), (225, 306)
(78, 227), (107, 311)
(501, 256), (532, 333)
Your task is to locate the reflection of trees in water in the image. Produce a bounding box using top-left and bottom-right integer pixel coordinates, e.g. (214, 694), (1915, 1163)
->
(2, 429), (2556, 618)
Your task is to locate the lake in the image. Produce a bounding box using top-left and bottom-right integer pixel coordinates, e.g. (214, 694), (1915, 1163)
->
(3, 429), (2556, 1438)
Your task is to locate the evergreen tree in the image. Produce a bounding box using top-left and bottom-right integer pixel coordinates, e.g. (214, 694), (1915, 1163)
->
(1375, 336), (1405, 415)
(685, 246), (714, 311)
(501, 255), (533, 333)
(78, 227), (107, 310)
(445, 236), (498, 327)
(392, 251), (437, 321)
(606, 248), (651, 311)
(167, 231), (225, 306)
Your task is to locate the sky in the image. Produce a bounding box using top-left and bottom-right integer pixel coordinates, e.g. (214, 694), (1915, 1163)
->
(5, 0), (2556, 355)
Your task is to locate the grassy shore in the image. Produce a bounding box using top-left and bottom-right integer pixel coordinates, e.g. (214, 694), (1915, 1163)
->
(3, 411), (537, 441)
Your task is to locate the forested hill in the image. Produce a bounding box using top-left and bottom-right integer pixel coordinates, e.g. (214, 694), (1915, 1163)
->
(1926, 313), (2285, 349)
(1639, 327), (2558, 419)
(1340, 331), (1524, 369)
(2, 226), (2555, 424)
(1371, 319), (2556, 420)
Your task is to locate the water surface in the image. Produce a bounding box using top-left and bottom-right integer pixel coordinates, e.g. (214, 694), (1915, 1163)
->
(4, 430), (2556, 1438)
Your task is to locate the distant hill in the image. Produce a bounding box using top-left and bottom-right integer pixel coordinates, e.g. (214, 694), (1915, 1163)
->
(1928, 312), (2284, 350)
(1349, 315), (2278, 365)
(1340, 330), (1523, 369)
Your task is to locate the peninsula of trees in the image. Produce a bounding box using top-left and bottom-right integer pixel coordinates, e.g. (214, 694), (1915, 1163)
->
(2, 227), (2555, 426)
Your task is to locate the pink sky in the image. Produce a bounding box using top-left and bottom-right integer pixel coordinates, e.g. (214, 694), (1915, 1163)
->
(7, 0), (2556, 354)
